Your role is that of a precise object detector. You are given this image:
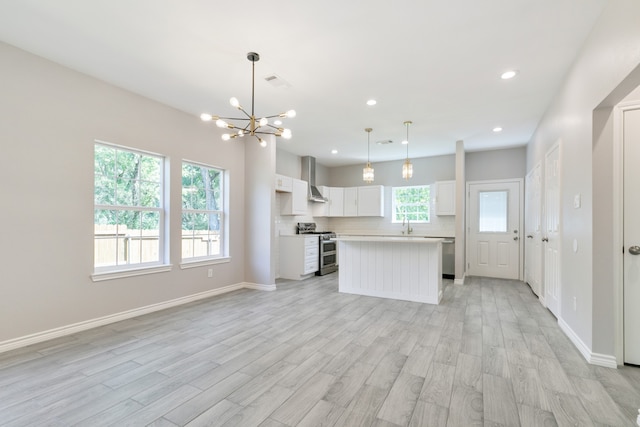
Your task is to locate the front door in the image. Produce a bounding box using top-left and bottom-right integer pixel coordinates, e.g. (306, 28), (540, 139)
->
(623, 106), (640, 365)
(543, 144), (561, 318)
(467, 180), (522, 280)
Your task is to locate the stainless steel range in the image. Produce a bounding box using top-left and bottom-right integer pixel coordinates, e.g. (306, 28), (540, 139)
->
(296, 222), (337, 276)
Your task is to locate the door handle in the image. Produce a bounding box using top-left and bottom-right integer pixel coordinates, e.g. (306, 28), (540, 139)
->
(526, 235), (533, 239)
(513, 236), (519, 241)
(542, 237), (549, 242)
(629, 246), (640, 255)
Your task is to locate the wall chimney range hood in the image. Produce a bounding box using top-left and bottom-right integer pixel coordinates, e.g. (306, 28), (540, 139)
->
(301, 156), (328, 202)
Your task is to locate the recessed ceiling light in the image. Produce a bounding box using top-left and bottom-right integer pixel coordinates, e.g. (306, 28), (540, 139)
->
(274, 119), (283, 125)
(500, 70), (518, 80)
(366, 99), (377, 106)
(493, 127), (503, 132)
(331, 149), (338, 154)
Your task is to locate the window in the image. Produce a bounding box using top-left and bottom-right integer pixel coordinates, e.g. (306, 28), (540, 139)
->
(94, 142), (165, 272)
(478, 190), (508, 232)
(392, 185), (430, 223)
(182, 162), (224, 261)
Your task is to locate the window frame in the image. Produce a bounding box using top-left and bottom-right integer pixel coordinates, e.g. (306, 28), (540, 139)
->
(93, 141), (168, 277)
(391, 185), (431, 224)
(180, 160), (227, 264)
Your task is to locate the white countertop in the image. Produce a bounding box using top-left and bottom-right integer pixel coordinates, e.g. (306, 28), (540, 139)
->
(334, 235), (444, 243)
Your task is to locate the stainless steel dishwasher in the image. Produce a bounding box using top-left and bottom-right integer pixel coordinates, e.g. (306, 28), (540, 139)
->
(442, 238), (455, 279)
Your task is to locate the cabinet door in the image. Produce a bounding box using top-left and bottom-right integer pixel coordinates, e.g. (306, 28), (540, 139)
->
(357, 185), (384, 217)
(328, 187), (344, 216)
(343, 187), (358, 216)
(435, 180), (455, 215)
(292, 179), (309, 214)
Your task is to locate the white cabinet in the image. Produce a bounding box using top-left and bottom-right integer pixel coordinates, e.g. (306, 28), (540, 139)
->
(343, 187), (358, 216)
(279, 235), (319, 280)
(275, 174), (292, 192)
(328, 187), (344, 216)
(435, 180), (456, 216)
(343, 185), (384, 217)
(357, 185), (384, 217)
(280, 178), (309, 215)
(312, 185), (330, 217)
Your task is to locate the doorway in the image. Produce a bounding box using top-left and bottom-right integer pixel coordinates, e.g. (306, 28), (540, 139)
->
(623, 105), (640, 365)
(525, 163), (543, 298)
(544, 144), (561, 318)
(467, 180), (523, 280)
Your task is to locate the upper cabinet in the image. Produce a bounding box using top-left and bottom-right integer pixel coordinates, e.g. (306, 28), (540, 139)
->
(280, 178), (309, 215)
(313, 186), (345, 217)
(343, 185), (384, 217)
(357, 186), (384, 217)
(435, 180), (455, 216)
(275, 174), (292, 193)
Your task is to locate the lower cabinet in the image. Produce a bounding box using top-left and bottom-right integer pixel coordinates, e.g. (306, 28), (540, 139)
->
(279, 235), (319, 280)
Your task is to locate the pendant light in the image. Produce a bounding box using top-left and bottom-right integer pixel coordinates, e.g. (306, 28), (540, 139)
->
(402, 121), (413, 180)
(363, 128), (374, 183)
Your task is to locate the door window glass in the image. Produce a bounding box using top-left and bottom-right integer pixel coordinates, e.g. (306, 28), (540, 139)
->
(479, 190), (508, 232)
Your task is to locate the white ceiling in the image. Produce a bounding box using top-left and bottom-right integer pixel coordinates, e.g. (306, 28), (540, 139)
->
(0, 0), (607, 167)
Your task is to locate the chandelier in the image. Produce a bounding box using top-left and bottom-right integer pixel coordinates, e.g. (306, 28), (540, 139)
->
(200, 52), (296, 147)
(402, 120), (413, 180)
(363, 128), (374, 183)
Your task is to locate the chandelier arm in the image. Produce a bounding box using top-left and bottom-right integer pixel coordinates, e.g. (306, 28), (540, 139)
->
(214, 116), (251, 121)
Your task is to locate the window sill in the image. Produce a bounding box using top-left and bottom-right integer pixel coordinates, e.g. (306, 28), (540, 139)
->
(91, 264), (173, 282)
(180, 257), (231, 269)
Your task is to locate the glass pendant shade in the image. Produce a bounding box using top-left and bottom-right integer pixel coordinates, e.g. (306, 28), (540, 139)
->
(402, 159), (413, 180)
(402, 120), (413, 180)
(363, 162), (375, 183)
(363, 128), (374, 183)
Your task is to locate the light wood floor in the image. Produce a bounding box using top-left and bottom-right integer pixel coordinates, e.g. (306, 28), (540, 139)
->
(1, 275), (639, 426)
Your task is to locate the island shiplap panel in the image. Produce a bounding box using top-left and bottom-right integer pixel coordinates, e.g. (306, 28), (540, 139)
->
(338, 239), (443, 304)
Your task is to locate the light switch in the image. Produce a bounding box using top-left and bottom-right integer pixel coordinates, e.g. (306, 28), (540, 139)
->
(573, 193), (581, 209)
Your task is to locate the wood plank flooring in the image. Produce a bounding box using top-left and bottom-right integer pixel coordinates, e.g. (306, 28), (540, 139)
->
(1, 275), (639, 426)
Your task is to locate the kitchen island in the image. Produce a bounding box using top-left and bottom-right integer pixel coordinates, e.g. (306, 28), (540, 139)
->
(335, 235), (443, 304)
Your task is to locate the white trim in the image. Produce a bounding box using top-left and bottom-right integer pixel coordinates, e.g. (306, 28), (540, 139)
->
(0, 281), (275, 354)
(91, 264), (173, 282)
(454, 273), (465, 285)
(558, 317), (618, 369)
(180, 257), (231, 269)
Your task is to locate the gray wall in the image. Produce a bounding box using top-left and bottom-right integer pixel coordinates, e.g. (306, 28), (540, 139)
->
(466, 146), (526, 182)
(0, 41), (252, 343)
(526, 0), (640, 358)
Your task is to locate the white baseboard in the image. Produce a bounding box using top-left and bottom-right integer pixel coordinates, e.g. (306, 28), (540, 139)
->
(0, 281), (274, 354)
(454, 274), (465, 285)
(558, 317), (618, 369)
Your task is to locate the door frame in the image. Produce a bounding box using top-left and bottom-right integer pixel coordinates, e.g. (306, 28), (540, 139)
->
(613, 101), (640, 364)
(465, 178), (524, 281)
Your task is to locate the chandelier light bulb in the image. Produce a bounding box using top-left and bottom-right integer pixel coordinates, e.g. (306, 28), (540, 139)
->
(259, 138), (267, 147)
(282, 129), (292, 139)
(285, 110), (296, 118)
(238, 130), (244, 137)
(221, 133), (231, 141)
(259, 117), (268, 127)
(229, 97), (240, 108)
(200, 113), (213, 122)
(215, 119), (228, 128)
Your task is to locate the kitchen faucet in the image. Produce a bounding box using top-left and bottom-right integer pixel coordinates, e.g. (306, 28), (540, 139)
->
(402, 215), (413, 235)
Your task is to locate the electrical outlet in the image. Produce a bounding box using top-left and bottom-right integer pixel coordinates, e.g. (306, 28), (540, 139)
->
(207, 268), (213, 278)
(573, 296), (577, 311)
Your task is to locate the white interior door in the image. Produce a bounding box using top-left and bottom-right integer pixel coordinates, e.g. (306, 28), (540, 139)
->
(525, 164), (543, 297)
(623, 107), (640, 365)
(543, 144), (561, 317)
(467, 181), (521, 280)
